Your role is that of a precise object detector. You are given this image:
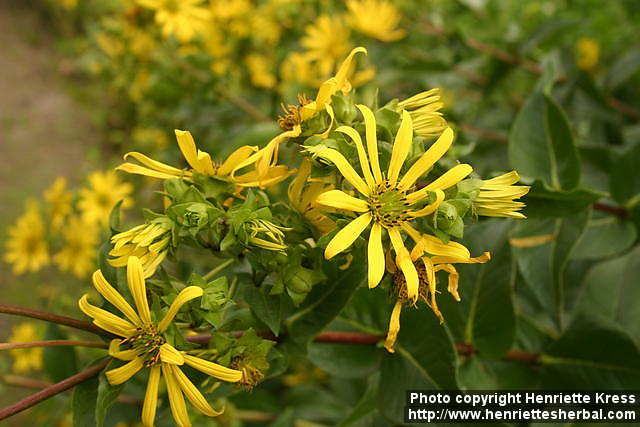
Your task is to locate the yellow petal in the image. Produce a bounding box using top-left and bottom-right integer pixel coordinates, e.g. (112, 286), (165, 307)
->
(319, 104), (336, 139)
(174, 130), (200, 171)
(334, 47), (367, 91)
(367, 223), (385, 289)
(398, 127), (454, 190)
(105, 357), (144, 385)
(217, 146), (258, 176)
(310, 146), (370, 196)
(127, 256), (152, 326)
(142, 366), (161, 427)
(182, 354), (243, 383)
(123, 151), (184, 176)
(406, 164), (473, 203)
(171, 365), (222, 416)
(435, 263), (461, 301)
(408, 189), (445, 217)
(388, 228), (419, 301)
(158, 286), (203, 332)
(315, 190), (369, 212)
(78, 295), (136, 337)
(482, 171), (520, 186)
(109, 339), (138, 361)
(431, 251), (491, 265)
(356, 105), (383, 183)
(92, 270), (141, 326)
(387, 110), (414, 186)
(324, 213), (372, 259)
(160, 343), (185, 365)
(336, 125), (375, 188)
(116, 163), (185, 180)
(162, 363), (192, 427)
(384, 300), (403, 353)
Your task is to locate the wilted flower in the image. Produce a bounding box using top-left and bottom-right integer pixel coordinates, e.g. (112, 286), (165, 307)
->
(79, 257), (243, 426)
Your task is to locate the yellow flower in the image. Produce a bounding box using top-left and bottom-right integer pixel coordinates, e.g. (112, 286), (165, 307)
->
(288, 159), (335, 234)
(301, 15), (352, 77)
(8, 323), (43, 374)
(470, 171), (529, 219)
(310, 107), (478, 301)
(136, 0), (211, 43)
(383, 250), (490, 352)
(54, 216), (100, 278)
(78, 171), (133, 226)
(397, 88), (448, 137)
(43, 177), (72, 231)
(109, 219), (172, 278)
(576, 37), (599, 72)
(245, 54), (277, 89)
(119, 130), (291, 189)
(4, 201), (49, 275)
(79, 257), (243, 427)
(346, 0), (406, 42)
(280, 52), (322, 88)
(132, 127), (170, 150)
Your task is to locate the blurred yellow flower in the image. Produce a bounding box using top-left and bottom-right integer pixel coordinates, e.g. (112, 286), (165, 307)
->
(346, 0), (406, 42)
(78, 171), (133, 226)
(43, 177), (72, 231)
(79, 257), (243, 426)
(576, 37), (599, 71)
(137, 0), (210, 43)
(301, 15), (352, 77)
(245, 54), (278, 89)
(54, 216), (100, 278)
(4, 201), (50, 275)
(8, 323), (43, 374)
(280, 52), (322, 88)
(132, 127), (170, 150)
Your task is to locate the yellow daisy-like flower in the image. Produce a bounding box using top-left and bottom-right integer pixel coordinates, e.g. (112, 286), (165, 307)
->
(78, 171), (133, 227)
(118, 130), (290, 189)
(288, 158), (335, 235)
(43, 177), (73, 231)
(136, 0), (210, 43)
(473, 171), (529, 219)
(54, 216), (100, 278)
(346, 0), (406, 42)
(79, 257), (243, 427)
(310, 106), (477, 301)
(301, 15), (352, 77)
(8, 323), (43, 374)
(576, 37), (599, 72)
(4, 201), (50, 275)
(397, 88), (448, 138)
(245, 54), (277, 89)
(109, 218), (172, 278)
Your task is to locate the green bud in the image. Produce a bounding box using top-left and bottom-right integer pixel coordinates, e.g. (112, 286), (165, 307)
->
(331, 93), (358, 123)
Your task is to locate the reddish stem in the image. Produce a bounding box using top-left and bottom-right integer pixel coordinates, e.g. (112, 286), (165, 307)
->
(0, 303), (107, 336)
(592, 202), (629, 219)
(0, 340), (108, 351)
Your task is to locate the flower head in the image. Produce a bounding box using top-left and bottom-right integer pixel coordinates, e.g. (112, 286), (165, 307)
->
(470, 171), (529, 218)
(43, 177), (72, 231)
(576, 37), (599, 72)
(310, 106), (480, 301)
(54, 216), (100, 278)
(78, 171), (133, 226)
(4, 201), (49, 275)
(119, 130), (291, 189)
(397, 89), (448, 137)
(288, 158), (335, 234)
(301, 15), (351, 77)
(136, 0), (210, 43)
(79, 257), (243, 426)
(346, 0), (406, 42)
(109, 218), (173, 278)
(8, 323), (43, 374)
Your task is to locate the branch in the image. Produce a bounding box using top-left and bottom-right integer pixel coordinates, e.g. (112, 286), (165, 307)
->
(0, 359), (110, 421)
(0, 304), (108, 337)
(592, 202), (629, 219)
(0, 340), (108, 351)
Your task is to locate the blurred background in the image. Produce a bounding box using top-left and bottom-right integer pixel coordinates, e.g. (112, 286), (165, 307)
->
(1, 0), (639, 425)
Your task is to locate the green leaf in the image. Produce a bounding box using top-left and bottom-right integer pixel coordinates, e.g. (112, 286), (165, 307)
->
(509, 91), (580, 190)
(244, 285), (284, 336)
(108, 200), (123, 233)
(95, 373), (123, 427)
(513, 212), (589, 332)
(308, 342), (381, 378)
(285, 252), (366, 346)
(572, 217), (637, 259)
(377, 310), (457, 424)
(574, 245), (640, 339)
(523, 181), (602, 218)
(460, 220), (516, 358)
(71, 369), (99, 427)
(43, 323), (78, 382)
(540, 317), (640, 388)
(606, 48), (640, 89)
(610, 142), (640, 206)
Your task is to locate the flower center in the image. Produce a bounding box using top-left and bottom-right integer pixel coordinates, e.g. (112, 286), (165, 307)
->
(393, 260), (431, 304)
(123, 326), (166, 367)
(368, 181), (410, 228)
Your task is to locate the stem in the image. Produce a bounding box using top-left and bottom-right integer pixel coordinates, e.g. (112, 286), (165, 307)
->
(0, 304), (107, 336)
(0, 359), (110, 421)
(217, 86), (270, 122)
(0, 340), (108, 351)
(592, 202), (629, 219)
(203, 258), (236, 281)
